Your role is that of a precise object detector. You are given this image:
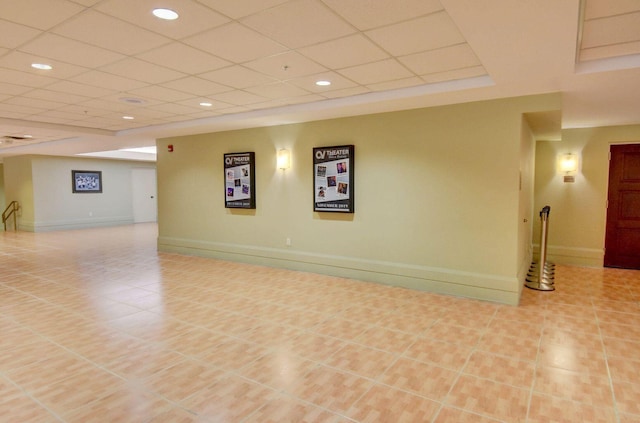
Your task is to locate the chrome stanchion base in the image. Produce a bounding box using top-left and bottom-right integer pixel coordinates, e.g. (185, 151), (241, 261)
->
(525, 280), (555, 291)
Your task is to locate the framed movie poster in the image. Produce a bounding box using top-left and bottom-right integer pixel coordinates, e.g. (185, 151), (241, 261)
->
(313, 145), (354, 213)
(72, 170), (102, 193)
(224, 152), (256, 209)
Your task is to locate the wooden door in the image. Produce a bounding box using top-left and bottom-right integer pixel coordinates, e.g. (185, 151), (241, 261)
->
(604, 144), (640, 268)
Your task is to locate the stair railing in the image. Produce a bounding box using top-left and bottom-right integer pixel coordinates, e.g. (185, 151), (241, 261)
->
(2, 201), (19, 231)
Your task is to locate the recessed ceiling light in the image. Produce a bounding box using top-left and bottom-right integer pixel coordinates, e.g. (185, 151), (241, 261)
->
(23, 134), (33, 138)
(122, 116), (135, 120)
(31, 63), (52, 70)
(315, 80), (331, 86)
(152, 8), (179, 20)
(199, 102), (213, 107)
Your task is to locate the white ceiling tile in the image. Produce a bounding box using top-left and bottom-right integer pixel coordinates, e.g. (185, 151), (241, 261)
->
(320, 86), (370, 99)
(0, 51), (88, 79)
(162, 76), (232, 96)
(54, 104), (110, 116)
(338, 59), (414, 85)
(299, 34), (389, 69)
(367, 77), (425, 92)
(421, 66), (487, 84)
(99, 58), (187, 84)
(0, 102), (47, 115)
(211, 90), (268, 105)
(366, 12), (465, 57)
(584, 0), (640, 19)
(138, 43), (230, 74)
(23, 89), (90, 104)
(4, 96), (68, 110)
(321, 0), (443, 30)
(19, 33), (125, 68)
(244, 51), (327, 79)
(183, 23), (288, 63)
(0, 82), (33, 96)
(197, 0), (290, 19)
(44, 80), (117, 98)
(0, 0), (84, 30)
(580, 41), (640, 62)
(185, 110), (221, 119)
(244, 82), (310, 99)
(71, 70), (150, 92)
(147, 102), (201, 115)
(78, 98), (150, 113)
(242, 0), (356, 48)
(52, 10), (171, 55)
(127, 85), (195, 103)
(581, 12), (640, 49)
(199, 66), (278, 89)
(286, 71), (359, 92)
(0, 20), (42, 49)
(175, 98), (232, 110)
(96, 0), (230, 39)
(398, 44), (481, 76)
(70, 0), (101, 6)
(0, 68), (58, 88)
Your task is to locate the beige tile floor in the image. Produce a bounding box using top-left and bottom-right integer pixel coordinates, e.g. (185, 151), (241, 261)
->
(1, 223), (640, 422)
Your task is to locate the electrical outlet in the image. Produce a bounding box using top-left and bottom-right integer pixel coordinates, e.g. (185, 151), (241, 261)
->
(286, 237), (291, 247)
(89, 211), (93, 217)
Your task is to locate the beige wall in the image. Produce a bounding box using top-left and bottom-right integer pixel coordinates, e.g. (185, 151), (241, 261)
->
(3, 156), (34, 230)
(0, 163), (5, 213)
(517, 118), (536, 294)
(3, 155), (155, 232)
(158, 94), (559, 305)
(534, 125), (640, 266)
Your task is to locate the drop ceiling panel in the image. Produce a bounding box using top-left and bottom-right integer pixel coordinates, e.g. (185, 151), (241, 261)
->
(0, 82), (33, 96)
(338, 59), (414, 85)
(365, 12), (466, 56)
(0, 51), (88, 79)
(421, 66), (487, 84)
(0, 20), (42, 49)
(183, 23), (288, 63)
(244, 82), (310, 99)
(197, 0), (290, 19)
(162, 76), (232, 96)
(0, 68), (58, 88)
(52, 10), (171, 55)
(95, 0), (230, 39)
(244, 51), (327, 79)
(19, 33), (125, 68)
(298, 34), (389, 69)
(4, 96), (68, 110)
(99, 58), (187, 84)
(580, 41), (640, 62)
(23, 89), (90, 105)
(212, 90), (268, 106)
(45, 80), (117, 98)
(287, 72), (359, 92)
(71, 70), (150, 92)
(0, 0), (84, 30)
(147, 102), (202, 115)
(584, 0), (640, 19)
(399, 44), (482, 76)
(199, 66), (278, 89)
(321, 0), (444, 30)
(241, 0), (356, 48)
(581, 12), (640, 49)
(126, 85), (195, 103)
(368, 77), (425, 92)
(137, 43), (231, 74)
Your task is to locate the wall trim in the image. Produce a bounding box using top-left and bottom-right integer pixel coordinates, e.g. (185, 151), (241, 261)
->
(30, 217), (134, 232)
(533, 243), (604, 267)
(158, 236), (520, 305)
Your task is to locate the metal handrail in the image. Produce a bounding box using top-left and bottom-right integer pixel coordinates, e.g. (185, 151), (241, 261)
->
(2, 201), (19, 231)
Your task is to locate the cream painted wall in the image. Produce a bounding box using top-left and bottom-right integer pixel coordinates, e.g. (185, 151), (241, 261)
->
(0, 163), (5, 213)
(534, 125), (640, 266)
(517, 118), (536, 292)
(3, 156), (34, 230)
(3, 155), (155, 232)
(158, 94), (560, 304)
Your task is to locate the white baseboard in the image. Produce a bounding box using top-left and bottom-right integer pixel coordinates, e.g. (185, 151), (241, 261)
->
(28, 217), (134, 232)
(158, 236), (521, 305)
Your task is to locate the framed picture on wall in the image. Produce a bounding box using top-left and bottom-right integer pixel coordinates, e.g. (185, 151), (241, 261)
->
(313, 145), (354, 213)
(72, 170), (102, 193)
(224, 152), (256, 209)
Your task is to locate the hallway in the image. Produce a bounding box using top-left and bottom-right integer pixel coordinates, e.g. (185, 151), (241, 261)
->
(1, 224), (640, 422)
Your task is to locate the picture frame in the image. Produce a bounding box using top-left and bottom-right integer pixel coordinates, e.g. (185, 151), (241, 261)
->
(313, 145), (354, 213)
(224, 152), (256, 209)
(72, 170), (102, 193)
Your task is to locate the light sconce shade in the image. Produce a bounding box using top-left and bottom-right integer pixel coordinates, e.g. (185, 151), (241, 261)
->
(277, 149), (291, 170)
(558, 153), (579, 174)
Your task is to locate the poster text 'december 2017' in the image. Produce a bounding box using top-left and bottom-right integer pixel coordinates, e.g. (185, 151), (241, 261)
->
(224, 152), (256, 209)
(313, 145), (354, 213)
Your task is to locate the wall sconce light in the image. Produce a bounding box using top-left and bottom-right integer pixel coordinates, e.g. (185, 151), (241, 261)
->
(557, 153), (579, 183)
(277, 149), (291, 170)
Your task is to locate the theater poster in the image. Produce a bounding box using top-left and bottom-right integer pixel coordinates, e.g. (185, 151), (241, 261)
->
(313, 145), (354, 213)
(224, 152), (256, 209)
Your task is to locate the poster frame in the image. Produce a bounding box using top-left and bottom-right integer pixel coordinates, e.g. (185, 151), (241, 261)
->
(313, 145), (354, 213)
(224, 152), (256, 209)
